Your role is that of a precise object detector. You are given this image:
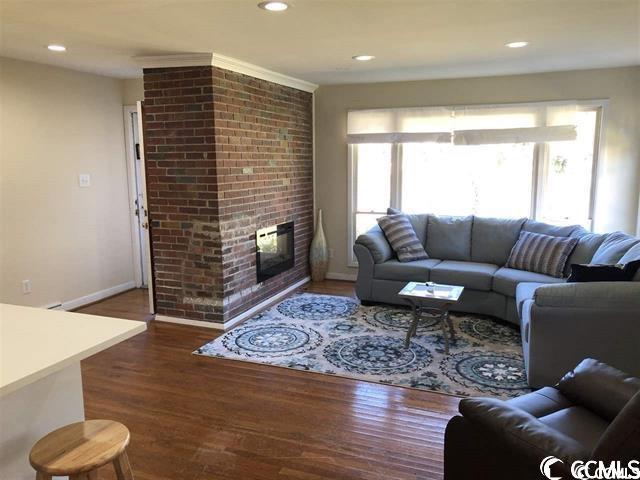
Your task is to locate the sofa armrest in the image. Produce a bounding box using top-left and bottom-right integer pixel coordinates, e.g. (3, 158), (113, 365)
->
(355, 226), (393, 264)
(534, 282), (640, 309)
(459, 397), (590, 464)
(557, 358), (640, 421)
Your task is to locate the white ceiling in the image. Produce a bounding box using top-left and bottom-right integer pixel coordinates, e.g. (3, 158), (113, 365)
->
(1, 0), (639, 84)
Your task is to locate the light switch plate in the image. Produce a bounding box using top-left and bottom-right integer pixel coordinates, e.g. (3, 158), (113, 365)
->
(78, 174), (91, 187)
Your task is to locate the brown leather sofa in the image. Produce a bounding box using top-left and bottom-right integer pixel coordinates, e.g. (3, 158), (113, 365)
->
(444, 359), (640, 480)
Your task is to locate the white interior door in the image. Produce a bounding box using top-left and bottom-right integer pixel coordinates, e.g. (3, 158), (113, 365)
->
(124, 103), (154, 313)
(136, 101), (154, 313)
(131, 109), (149, 286)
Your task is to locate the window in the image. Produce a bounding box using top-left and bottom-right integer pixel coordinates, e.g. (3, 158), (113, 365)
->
(348, 101), (604, 265)
(401, 142), (535, 218)
(352, 143), (393, 239)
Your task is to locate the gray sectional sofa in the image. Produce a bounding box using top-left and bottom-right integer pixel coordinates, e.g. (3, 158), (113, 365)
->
(353, 213), (640, 387)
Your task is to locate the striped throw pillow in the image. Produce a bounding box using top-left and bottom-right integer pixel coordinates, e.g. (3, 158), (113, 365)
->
(377, 214), (428, 262)
(507, 231), (578, 278)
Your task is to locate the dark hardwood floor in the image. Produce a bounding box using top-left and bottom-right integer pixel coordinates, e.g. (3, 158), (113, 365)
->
(78, 281), (460, 480)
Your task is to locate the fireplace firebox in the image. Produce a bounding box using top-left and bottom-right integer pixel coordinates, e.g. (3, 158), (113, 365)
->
(256, 221), (294, 283)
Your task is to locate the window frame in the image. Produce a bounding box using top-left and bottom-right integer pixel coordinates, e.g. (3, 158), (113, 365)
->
(532, 104), (604, 228)
(347, 100), (607, 267)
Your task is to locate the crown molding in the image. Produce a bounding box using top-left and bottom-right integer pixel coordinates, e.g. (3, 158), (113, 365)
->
(211, 53), (318, 93)
(134, 53), (318, 93)
(134, 53), (214, 69)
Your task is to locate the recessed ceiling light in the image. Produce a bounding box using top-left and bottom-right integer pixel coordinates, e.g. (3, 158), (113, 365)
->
(47, 44), (66, 52)
(505, 41), (529, 48)
(258, 1), (289, 11)
(352, 55), (375, 61)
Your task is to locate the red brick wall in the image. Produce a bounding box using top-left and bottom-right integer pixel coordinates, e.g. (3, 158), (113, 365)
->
(212, 68), (313, 322)
(142, 65), (313, 325)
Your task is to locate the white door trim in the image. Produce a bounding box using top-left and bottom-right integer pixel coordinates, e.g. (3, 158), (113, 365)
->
(123, 104), (155, 314)
(135, 102), (155, 314)
(123, 105), (145, 288)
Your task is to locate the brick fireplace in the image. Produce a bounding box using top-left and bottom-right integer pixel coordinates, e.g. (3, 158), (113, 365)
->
(142, 63), (313, 326)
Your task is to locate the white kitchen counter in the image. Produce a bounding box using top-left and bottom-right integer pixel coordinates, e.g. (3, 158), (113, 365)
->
(0, 303), (146, 479)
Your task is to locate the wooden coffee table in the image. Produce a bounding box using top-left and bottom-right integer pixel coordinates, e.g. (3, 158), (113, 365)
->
(399, 282), (464, 354)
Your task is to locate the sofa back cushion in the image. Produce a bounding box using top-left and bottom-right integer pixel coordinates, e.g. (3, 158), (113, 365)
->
(506, 231), (578, 278)
(564, 230), (608, 276)
(387, 208), (429, 247)
(592, 391), (640, 463)
(619, 243), (640, 281)
(557, 358), (640, 422)
(471, 216), (526, 265)
(522, 219), (579, 237)
(377, 214), (429, 262)
(591, 232), (640, 264)
(425, 215), (473, 261)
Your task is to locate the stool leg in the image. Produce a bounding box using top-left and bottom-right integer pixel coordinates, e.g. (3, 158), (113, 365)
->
(113, 450), (134, 480)
(36, 473), (52, 480)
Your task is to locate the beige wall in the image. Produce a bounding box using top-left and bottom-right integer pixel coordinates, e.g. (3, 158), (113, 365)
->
(0, 57), (135, 306)
(122, 77), (144, 105)
(315, 66), (640, 277)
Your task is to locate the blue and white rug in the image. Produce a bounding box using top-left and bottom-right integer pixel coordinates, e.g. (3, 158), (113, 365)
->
(195, 293), (531, 398)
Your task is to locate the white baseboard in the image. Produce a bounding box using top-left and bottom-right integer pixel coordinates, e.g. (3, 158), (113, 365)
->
(154, 276), (311, 331)
(325, 272), (357, 282)
(155, 314), (225, 330)
(225, 277), (310, 329)
(60, 281), (136, 311)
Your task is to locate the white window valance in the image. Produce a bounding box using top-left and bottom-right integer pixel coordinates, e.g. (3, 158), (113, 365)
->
(346, 131), (452, 144)
(347, 102), (580, 145)
(453, 125), (577, 145)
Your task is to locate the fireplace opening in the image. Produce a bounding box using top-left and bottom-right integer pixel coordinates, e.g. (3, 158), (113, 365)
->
(256, 221), (294, 283)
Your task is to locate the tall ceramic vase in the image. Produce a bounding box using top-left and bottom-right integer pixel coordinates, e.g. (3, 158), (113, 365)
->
(310, 209), (329, 282)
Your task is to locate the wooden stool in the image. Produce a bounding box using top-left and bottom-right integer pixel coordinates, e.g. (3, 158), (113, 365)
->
(29, 420), (134, 480)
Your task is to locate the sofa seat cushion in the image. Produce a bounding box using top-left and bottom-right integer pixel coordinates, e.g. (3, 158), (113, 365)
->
(430, 261), (498, 291)
(493, 267), (564, 297)
(515, 282), (547, 318)
(539, 406), (609, 452)
(374, 259), (441, 282)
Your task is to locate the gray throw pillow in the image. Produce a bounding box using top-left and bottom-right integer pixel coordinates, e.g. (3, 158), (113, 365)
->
(507, 231), (578, 278)
(377, 214), (428, 262)
(592, 232), (640, 264)
(387, 208), (429, 246)
(425, 215), (473, 261)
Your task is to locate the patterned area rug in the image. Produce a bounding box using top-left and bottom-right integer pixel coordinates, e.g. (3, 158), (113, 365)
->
(195, 293), (531, 398)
